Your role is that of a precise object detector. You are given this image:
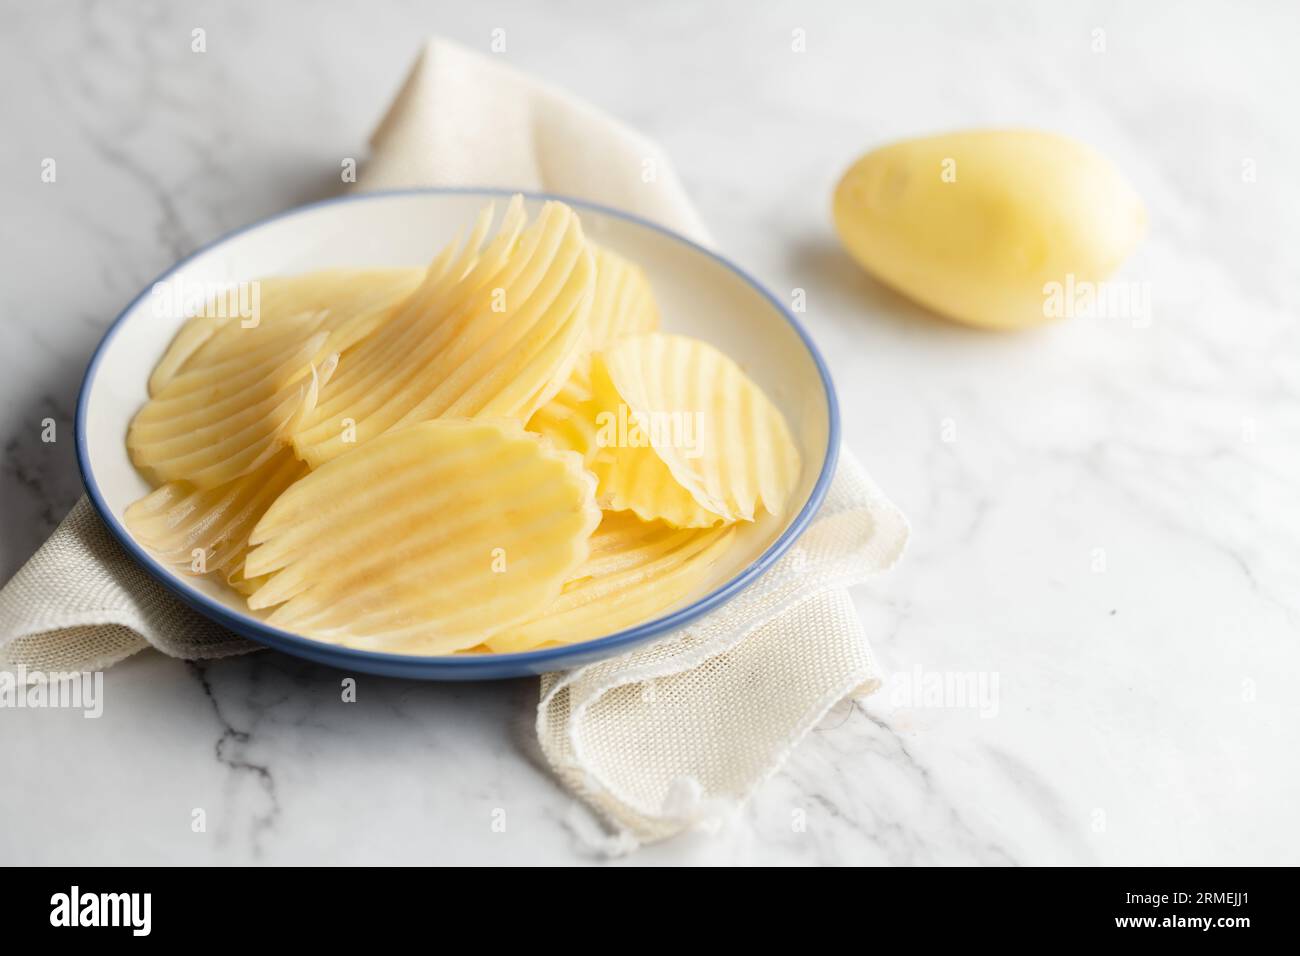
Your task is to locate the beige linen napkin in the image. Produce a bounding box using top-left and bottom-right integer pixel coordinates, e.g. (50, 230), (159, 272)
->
(0, 38), (908, 848)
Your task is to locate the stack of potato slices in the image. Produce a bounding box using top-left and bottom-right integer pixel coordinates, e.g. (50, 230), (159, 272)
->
(125, 198), (800, 655)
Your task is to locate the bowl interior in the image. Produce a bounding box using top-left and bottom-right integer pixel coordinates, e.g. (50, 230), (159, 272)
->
(79, 189), (834, 676)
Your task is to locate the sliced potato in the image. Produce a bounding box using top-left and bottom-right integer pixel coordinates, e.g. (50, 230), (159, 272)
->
(527, 244), (660, 462)
(587, 244), (660, 351)
(487, 511), (734, 653)
(245, 419), (600, 655)
(132, 269), (422, 488)
(124, 448), (306, 588)
(149, 268), (422, 395)
(526, 357), (601, 464)
(589, 355), (727, 528)
(125, 198), (805, 657)
(128, 310), (333, 488)
(591, 334), (801, 526)
(291, 198), (596, 468)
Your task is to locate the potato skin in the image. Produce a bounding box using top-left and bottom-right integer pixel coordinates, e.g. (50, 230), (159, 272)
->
(832, 130), (1146, 330)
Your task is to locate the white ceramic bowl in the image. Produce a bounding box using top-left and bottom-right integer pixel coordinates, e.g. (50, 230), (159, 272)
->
(77, 188), (840, 679)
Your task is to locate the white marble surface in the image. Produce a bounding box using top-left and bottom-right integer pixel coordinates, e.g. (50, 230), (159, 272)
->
(2, 0), (1298, 865)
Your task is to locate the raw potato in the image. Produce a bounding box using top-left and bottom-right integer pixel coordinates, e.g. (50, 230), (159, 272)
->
(123, 198), (804, 657)
(291, 197), (596, 468)
(130, 268), (423, 488)
(486, 511), (734, 653)
(527, 244), (661, 463)
(124, 448), (306, 588)
(244, 419), (600, 655)
(587, 244), (660, 351)
(536, 352), (721, 527)
(833, 129), (1146, 330)
(128, 309), (333, 488)
(149, 269), (423, 395)
(594, 333), (801, 526)
(526, 358), (602, 464)
(589, 360), (725, 528)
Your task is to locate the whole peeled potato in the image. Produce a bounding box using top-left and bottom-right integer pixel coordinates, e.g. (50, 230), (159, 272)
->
(832, 130), (1145, 330)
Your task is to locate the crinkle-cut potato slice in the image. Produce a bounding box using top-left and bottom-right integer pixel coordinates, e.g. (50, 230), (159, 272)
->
(290, 196), (596, 468)
(124, 448), (306, 588)
(532, 355), (723, 528)
(585, 356), (726, 528)
(486, 511), (735, 653)
(227, 563), (271, 598)
(525, 245), (660, 460)
(598, 333), (801, 525)
(244, 419), (600, 655)
(128, 309), (336, 489)
(587, 244), (660, 351)
(148, 269), (423, 396)
(526, 357), (601, 464)
(588, 405), (728, 528)
(184, 268), (424, 369)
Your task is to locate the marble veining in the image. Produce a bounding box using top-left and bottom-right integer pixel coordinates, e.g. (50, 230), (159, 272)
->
(1, 0), (1297, 865)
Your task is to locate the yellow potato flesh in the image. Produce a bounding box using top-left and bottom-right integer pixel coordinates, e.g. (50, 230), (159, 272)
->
(124, 448), (306, 588)
(148, 269), (423, 395)
(587, 244), (660, 351)
(124, 199), (805, 656)
(245, 419), (600, 655)
(486, 511), (734, 653)
(833, 129), (1145, 330)
(594, 333), (801, 526)
(527, 244), (660, 463)
(291, 198), (595, 468)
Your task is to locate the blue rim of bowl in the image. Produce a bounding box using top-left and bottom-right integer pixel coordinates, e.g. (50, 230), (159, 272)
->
(76, 186), (841, 679)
